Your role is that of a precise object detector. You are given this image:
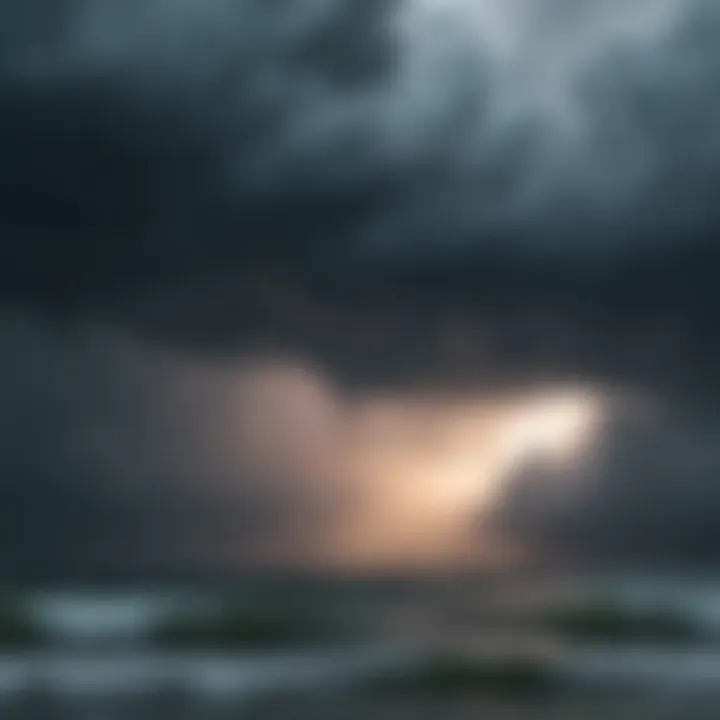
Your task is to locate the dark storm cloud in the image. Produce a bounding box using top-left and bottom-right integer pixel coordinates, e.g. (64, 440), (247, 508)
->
(0, 0), (415, 302)
(1, 0), (718, 267)
(492, 402), (720, 568)
(4, 0), (720, 576)
(0, 315), (190, 579)
(1, 0), (719, 392)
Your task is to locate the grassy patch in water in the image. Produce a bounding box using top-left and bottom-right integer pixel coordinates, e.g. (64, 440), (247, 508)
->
(545, 599), (701, 644)
(367, 654), (555, 700)
(0, 595), (45, 649)
(152, 602), (350, 651)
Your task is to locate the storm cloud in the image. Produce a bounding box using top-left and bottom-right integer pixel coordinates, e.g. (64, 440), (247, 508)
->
(3, 0), (720, 577)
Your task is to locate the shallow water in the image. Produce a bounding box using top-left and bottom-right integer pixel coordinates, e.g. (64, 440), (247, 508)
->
(4, 578), (720, 717)
(2, 689), (720, 720)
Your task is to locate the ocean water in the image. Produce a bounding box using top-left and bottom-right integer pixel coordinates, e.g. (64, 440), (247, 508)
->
(1, 576), (720, 718)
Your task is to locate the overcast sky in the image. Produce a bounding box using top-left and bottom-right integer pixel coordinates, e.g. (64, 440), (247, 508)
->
(2, 0), (720, 580)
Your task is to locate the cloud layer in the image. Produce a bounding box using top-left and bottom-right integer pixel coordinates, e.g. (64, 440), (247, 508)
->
(3, 0), (720, 576)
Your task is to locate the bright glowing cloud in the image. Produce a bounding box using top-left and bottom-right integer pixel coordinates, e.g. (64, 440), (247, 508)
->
(500, 389), (602, 467)
(142, 354), (605, 569)
(316, 387), (605, 569)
